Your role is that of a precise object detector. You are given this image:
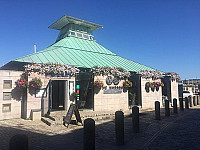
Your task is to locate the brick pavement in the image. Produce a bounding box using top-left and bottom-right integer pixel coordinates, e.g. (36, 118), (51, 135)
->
(0, 105), (199, 150)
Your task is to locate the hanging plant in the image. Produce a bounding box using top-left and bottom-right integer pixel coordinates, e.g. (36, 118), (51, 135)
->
(165, 72), (181, 81)
(24, 63), (80, 77)
(15, 78), (28, 88)
(70, 92), (78, 98)
(145, 81), (164, 89)
(94, 80), (104, 88)
(15, 74), (28, 88)
(137, 70), (163, 80)
(150, 82), (155, 88)
(29, 77), (42, 88)
(123, 80), (133, 88)
(145, 82), (151, 88)
(160, 82), (164, 87)
(91, 66), (130, 79)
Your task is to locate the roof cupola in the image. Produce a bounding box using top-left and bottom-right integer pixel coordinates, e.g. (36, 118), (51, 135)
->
(49, 15), (103, 42)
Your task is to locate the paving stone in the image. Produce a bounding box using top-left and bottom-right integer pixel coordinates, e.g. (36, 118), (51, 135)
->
(0, 106), (200, 150)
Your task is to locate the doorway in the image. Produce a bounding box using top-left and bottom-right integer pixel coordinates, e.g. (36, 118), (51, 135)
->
(76, 71), (94, 110)
(52, 80), (65, 110)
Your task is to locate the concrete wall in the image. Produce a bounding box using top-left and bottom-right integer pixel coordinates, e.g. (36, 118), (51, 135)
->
(94, 76), (128, 112)
(141, 78), (162, 108)
(0, 70), (23, 120)
(0, 70), (76, 120)
(27, 73), (48, 118)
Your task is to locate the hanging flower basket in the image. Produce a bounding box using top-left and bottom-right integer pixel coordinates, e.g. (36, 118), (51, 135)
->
(94, 80), (104, 88)
(145, 81), (164, 92)
(145, 82), (151, 88)
(91, 66), (131, 79)
(150, 82), (155, 88)
(29, 77), (42, 88)
(15, 78), (28, 88)
(123, 80), (133, 88)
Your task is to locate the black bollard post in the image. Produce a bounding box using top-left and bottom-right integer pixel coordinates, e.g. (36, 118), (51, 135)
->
(155, 101), (160, 120)
(189, 96), (193, 107)
(179, 98), (184, 111)
(185, 97), (189, 109)
(115, 111), (124, 145)
(165, 100), (170, 117)
(9, 134), (28, 150)
(132, 106), (139, 133)
(194, 96), (197, 106)
(173, 98), (178, 114)
(84, 118), (95, 150)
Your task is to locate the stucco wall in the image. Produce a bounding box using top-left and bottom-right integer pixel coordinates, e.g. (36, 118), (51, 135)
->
(27, 73), (49, 118)
(94, 76), (128, 112)
(141, 78), (162, 108)
(0, 70), (23, 120)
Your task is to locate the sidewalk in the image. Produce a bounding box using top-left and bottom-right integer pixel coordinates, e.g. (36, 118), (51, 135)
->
(0, 105), (199, 150)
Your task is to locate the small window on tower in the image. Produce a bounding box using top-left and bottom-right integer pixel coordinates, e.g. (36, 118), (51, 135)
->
(70, 31), (75, 36)
(83, 34), (89, 39)
(77, 33), (83, 38)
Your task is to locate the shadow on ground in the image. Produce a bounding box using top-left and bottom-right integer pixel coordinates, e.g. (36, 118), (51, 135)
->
(1, 107), (200, 150)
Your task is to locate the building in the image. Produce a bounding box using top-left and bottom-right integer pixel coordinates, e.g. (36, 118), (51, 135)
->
(0, 15), (179, 120)
(180, 79), (200, 93)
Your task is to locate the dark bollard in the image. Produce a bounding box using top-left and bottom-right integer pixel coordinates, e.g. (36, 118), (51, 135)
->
(9, 134), (28, 150)
(155, 101), (160, 120)
(115, 111), (124, 145)
(194, 96), (197, 106)
(84, 118), (95, 150)
(185, 97), (189, 109)
(179, 98), (184, 111)
(197, 96), (199, 105)
(173, 98), (178, 114)
(132, 106), (139, 133)
(165, 100), (170, 117)
(189, 96), (193, 107)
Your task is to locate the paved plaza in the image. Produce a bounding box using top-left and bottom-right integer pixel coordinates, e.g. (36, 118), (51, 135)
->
(0, 106), (200, 150)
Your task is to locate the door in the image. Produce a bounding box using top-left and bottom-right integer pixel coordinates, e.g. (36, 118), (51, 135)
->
(129, 74), (142, 107)
(76, 72), (94, 110)
(52, 80), (65, 110)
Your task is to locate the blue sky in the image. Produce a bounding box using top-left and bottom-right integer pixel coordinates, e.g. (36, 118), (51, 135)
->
(0, 0), (199, 79)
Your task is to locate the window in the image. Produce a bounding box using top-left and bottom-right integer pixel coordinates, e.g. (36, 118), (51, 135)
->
(70, 31), (75, 36)
(3, 80), (12, 89)
(83, 34), (89, 39)
(3, 92), (12, 100)
(2, 104), (11, 112)
(68, 30), (94, 41)
(77, 33), (83, 38)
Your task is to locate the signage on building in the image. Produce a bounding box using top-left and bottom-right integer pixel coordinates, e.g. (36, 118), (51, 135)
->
(103, 89), (122, 94)
(104, 76), (123, 94)
(106, 76), (120, 85)
(35, 88), (47, 98)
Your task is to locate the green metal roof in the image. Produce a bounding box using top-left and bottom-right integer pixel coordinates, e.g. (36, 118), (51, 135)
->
(13, 36), (157, 72)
